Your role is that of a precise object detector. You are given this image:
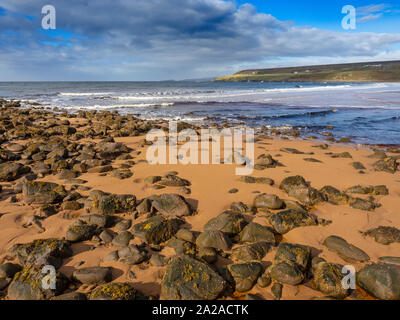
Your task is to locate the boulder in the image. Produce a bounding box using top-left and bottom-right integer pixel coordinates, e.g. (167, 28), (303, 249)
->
(231, 242), (270, 261)
(254, 194), (284, 210)
(0, 163), (30, 181)
(268, 210), (317, 234)
(357, 264), (400, 300)
(227, 262), (263, 292)
(313, 262), (349, 299)
(161, 255), (226, 300)
(239, 222), (276, 244)
(323, 236), (370, 263)
(196, 230), (231, 251)
(132, 215), (181, 244)
(73, 267), (112, 285)
(149, 194), (191, 217)
(363, 226), (400, 245)
(203, 211), (246, 236)
(89, 282), (140, 300)
(23, 181), (67, 204)
(280, 175), (326, 206)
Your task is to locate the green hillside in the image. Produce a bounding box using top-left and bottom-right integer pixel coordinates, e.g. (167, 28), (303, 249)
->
(214, 60), (400, 82)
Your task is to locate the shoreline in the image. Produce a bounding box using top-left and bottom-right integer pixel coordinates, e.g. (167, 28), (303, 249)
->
(0, 102), (399, 300)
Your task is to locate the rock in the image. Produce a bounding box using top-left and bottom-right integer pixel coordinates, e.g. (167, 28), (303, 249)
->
(197, 247), (217, 264)
(239, 176), (274, 185)
(132, 215), (181, 244)
(271, 282), (283, 300)
(62, 200), (81, 211)
(118, 245), (148, 265)
(89, 282), (139, 300)
(227, 262), (263, 292)
(230, 202), (248, 213)
(231, 242), (270, 261)
(196, 230), (231, 251)
(161, 255), (226, 300)
(150, 253), (168, 267)
(176, 229), (195, 243)
(239, 222), (276, 244)
(303, 158), (322, 163)
(268, 210), (317, 234)
(228, 188), (238, 194)
(254, 154), (280, 170)
(0, 163), (30, 181)
(86, 214), (111, 228)
(66, 222), (97, 242)
(8, 265), (68, 300)
(87, 165), (114, 173)
(203, 211), (246, 236)
(0, 263), (22, 279)
(320, 186), (349, 205)
(144, 176), (162, 184)
(97, 194), (136, 215)
(280, 148), (307, 154)
(313, 262), (349, 299)
(363, 226), (400, 245)
(23, 181), (67, 204)
(54, 292), (87, 300)
(115, 219), (132, 231)
(9, 239), (72, 268)
(99, 230), (114, 243)
(58, 169), (78, 180)
(351, 162), (366, 170)
(73, 267), (112, 285)
(136, 199), (152, 215)
(149, 194), (191, 217)
(257, 271), (272, 288)
(348, 197), (376, 211)
(373, 158), (398, 174)
(280, 175), (326, 206)
(103, 251), (119, 262)
(357, 264), (400, 300)
(331, 152), (352, 159)
(254, 194), (284, 210)
(111, 170), (133, 180)
(167, 238), (196, 257)
(274, 243), (311, 272)
(159, 175), (191, 187)
(283, 200), (308, 214)
(379, 257), (400, 265)
(323, 236), (370, 263)
(346, 185), (389, 195)
(112, 231), (133, 247)
(268, 262), (304, 285)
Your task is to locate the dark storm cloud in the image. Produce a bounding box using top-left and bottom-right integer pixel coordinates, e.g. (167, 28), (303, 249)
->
(1, 0), (400, 80)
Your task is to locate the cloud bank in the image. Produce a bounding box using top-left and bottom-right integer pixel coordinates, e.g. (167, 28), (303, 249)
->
(0, 0), (400, 80)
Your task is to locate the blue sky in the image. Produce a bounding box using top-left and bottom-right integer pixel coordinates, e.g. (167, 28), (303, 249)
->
(0, 0), (400, 80)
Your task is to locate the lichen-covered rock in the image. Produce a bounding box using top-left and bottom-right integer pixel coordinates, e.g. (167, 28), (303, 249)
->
(280, 175), (326, 206)
(166, 238), (196, 257)
(357, 264), (400, 300)
(323, 235), (370, 263)
(0, 162), (30, 181)
(161, 255), (226, 300)
(23, 181), (67, 204)
(89, 282), (140, 300)
(149, 194), (191, 217)
(313, 262), (349, 299)
(348, 197), (376, 211)
(203, 211), (246, 236)
(132, 215), (182, 244)
(231, 242), (270, 261)
(66, 221), (97, 242)
(8, 265), (69, 300)
(254, 193), (284, 210)
(196, 230), (231, 251)
(268, 210), (317, 234)
(346, 185), (389, 195)
(8, 239), (72, 269)
(274, 243), (311, 272)
(239, 222), (276, 244)
(373, 158), (398, 174)
(363, 226), (400, 245)
(227, 262), (263, 292)
(159, 175), (191, 187)
(320, 186), (349, 205)
(268, 262), (304, 285)
(97, 194), (136, 215)
(239, 176), (274, 185)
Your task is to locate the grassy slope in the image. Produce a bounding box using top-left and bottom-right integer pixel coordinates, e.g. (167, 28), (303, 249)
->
(214, 60), (400, 82)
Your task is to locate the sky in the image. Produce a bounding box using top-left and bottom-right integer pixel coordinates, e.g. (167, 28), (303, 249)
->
(0, 0), (400, 81)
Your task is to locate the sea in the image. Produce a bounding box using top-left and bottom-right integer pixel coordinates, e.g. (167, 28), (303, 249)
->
(0, 81), (399, 145)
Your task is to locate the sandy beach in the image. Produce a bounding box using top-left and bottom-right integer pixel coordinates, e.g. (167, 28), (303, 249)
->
(0, 101), (399, 300)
